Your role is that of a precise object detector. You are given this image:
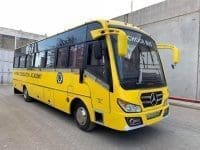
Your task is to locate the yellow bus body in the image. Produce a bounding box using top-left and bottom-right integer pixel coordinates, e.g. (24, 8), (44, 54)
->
(13, 20), (172, 131)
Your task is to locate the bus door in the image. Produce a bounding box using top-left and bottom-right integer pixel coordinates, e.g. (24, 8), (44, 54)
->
(84, 39), (111, 114)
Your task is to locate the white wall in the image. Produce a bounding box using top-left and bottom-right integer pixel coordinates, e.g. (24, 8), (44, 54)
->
(113, 0), (200, 99)
(0, 50), (14, 84)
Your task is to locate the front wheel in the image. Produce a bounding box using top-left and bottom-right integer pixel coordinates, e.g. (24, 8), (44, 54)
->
(74, 103), (95, 132)
(23, 87), (33, 102)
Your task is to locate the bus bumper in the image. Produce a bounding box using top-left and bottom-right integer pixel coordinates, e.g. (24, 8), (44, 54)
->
(103, 105), (169, 131)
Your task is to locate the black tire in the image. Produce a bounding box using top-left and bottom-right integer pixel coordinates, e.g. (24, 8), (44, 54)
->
(23, 87), (33, 102)
(74, 102), (95, 132)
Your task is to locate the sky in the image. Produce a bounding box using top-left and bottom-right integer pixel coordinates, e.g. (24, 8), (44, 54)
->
(0, 0), (164, 36)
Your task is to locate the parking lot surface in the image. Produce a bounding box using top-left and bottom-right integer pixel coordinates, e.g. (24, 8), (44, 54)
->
(0, 85), (200, 150)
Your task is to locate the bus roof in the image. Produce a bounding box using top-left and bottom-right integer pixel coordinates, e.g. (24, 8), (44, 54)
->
(15, 20), (151, 50)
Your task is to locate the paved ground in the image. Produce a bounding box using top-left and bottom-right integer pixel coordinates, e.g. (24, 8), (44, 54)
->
(0, 85), (200, 150)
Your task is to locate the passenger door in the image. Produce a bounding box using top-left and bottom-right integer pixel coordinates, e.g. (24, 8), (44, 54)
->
(84, 39), (111, 113)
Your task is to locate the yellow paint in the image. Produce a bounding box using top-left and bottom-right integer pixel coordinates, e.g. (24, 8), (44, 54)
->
(91, 28), (128, 56)
(13, 20), (178, 131)
(157, 43), (180, 65)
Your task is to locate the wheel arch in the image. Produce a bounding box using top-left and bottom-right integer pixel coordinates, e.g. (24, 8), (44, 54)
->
(70, 98), (86, 115)
(69, 96), (95, 131)
(69, 97), (93, 120)
(22, 85), (26, 91)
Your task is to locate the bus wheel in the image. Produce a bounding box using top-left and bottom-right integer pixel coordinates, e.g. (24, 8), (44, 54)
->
(74, 102), (95, 131)
(23, 87), (33, 102)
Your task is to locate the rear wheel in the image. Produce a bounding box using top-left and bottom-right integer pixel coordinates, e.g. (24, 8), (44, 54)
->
(74, 102), (95, 131)
(23, 87), (33, 102)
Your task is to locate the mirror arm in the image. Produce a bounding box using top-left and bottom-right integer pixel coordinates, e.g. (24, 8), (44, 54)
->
(157, 43), (180, 65)
(90, 28), (128, 57)
(90, 28), (126, 40)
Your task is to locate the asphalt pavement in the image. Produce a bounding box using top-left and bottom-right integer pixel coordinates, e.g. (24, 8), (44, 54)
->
(0, 85), (200, 150)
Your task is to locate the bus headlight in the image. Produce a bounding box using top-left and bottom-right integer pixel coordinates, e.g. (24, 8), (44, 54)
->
(117, 99), (142, 113)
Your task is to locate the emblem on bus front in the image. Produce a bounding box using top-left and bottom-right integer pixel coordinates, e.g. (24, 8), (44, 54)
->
(57, 72), (63, 84)
(150, 93), (158, 106)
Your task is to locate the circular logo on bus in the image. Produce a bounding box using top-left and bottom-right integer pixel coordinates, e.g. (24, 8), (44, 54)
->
(56, 72), (63, 84)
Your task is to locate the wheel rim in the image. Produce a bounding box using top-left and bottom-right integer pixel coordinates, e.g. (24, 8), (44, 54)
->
(24, 89), (27, 99)
(76, 107), (88, 126)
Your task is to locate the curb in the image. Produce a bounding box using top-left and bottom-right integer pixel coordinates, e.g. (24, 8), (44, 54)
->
(169, 99), (200, 110)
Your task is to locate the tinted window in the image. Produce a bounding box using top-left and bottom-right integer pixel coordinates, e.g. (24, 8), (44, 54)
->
(57, 47), (68, 68)
(37, 37), (57, 52)
(86, 40), (109, 83)
(87, 22), (102, 41)
(87, 41), (104, 66)
(19, 56), (26, 68)
(26, 54), (34, 68)
(69, 44), (84, 68)
(14, 56), (19, 68)
(37, 25), (87, 51)
(46, 50), (56, 68)
(57, 26), (87, 47)
(34, 52), (46, 68)
(26, 44), (34, 54)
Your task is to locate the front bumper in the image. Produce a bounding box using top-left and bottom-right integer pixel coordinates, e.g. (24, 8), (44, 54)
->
(103, 105), (169, 131)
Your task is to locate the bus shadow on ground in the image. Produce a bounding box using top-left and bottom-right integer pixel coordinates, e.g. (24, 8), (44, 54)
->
(15, 94), (75, 125)
(91, 124), (171, 148)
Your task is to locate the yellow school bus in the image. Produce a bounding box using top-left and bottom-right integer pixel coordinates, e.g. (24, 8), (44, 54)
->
(13, 20), (179, 131)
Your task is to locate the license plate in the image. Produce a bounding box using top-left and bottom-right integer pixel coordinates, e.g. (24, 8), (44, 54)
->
(146, 110), (161, 120)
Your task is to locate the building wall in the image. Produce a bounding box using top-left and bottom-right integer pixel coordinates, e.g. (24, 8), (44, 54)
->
(0, 34), (35, 50)
(113, 0), (200, 99)
(0, 27), (45, 84)
(0, 49), (13, 84)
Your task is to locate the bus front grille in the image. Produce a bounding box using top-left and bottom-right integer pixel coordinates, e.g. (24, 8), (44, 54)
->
(140, 91), (163, 108)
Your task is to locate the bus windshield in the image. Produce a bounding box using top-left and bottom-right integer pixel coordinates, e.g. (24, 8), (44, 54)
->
(110, 27), (166, 89)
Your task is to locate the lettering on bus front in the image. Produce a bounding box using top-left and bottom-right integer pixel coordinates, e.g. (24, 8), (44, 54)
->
(14, 72), (42, 79)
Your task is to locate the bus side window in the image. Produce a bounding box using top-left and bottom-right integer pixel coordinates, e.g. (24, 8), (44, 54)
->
(56, 46), (69, 68)
(19, 56), (26, 68)
(34, 51), (46, 68)
(26, 54), (34, 68)
(14, 56), (19, 68)
(46, 49), (56, 68)
(86, 40), (107, 83)
(69, 44), (84, 68)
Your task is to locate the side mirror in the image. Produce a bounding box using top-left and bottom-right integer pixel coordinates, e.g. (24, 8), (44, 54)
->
(117, 30), (128, 57)
(93, 42), (102, 59)
(157, 43), (180, 67)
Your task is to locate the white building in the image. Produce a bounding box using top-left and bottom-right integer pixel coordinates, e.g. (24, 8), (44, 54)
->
(0, 27), (45, 84)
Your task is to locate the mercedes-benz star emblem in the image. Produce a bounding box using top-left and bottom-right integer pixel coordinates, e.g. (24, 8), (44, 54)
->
(150, 93), (157, 106)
